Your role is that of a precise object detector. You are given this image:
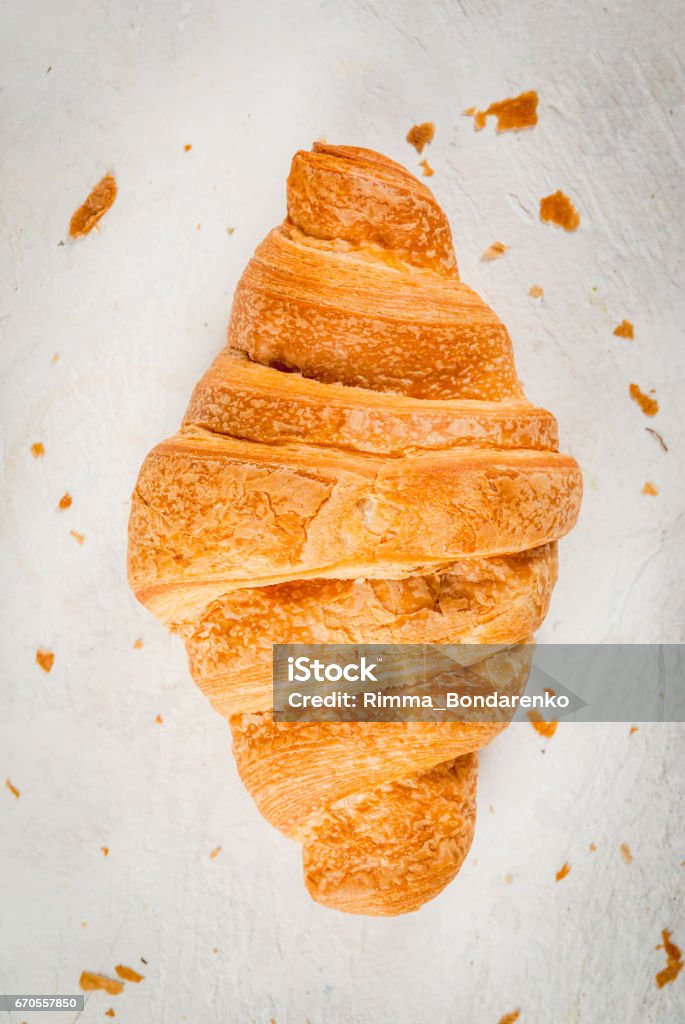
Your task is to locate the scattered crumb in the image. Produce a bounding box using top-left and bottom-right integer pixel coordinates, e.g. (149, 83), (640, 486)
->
(464, 89), (538, 132)
(613, 319), (635, 339)
(69, 175), (117, 238)
(81, 921), (88, 928)
(51, 353), (60, 364)
(155, 714), (163, 724)
(140, 958), (148, 965)
(556, 862), (571, 882)
(133, 638), (144, 650)
(481, 241), (510, 261)
(656, 930), (683, 989)
(528, 710), (558, 738)
(58, 492), (72, 510)
(79, 972), (124, 996)
(629, 383), (659, 417)
(589, 843), (597, 853)
(504, 874), (513, 885)
(213, 948), (219, 954)
(184, 144), (192, 152)
(196, 223), (201, 231)
(36, 649), (55, 674)
(115, 965), (144, 983)
(105, 1011), (115, 1019)
(5, 778), (20, 799)
(539, 190), (580, 231)
(630, 726), (639, 735)
(642, 481), (659, 496)
(209, 846), (222, 860)
(497, 1012), (521, 1024)
(70, 530), (85, 545)
(101, 846), (109, 857)
(529, 284), (544, 299)
(31, 442), (45, 458)
(418, 158), (434, 177)
(226, 227), (235, 235)
(489, 804), (495, 814)
(645, 427), (668, 452)
(620, 843), (633, 864)
(406, 122), (435, 153)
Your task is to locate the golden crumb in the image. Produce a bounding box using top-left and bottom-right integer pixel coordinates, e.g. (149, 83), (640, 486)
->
(70, 530), (85, 545)
(226, 226), (235, 235)
(528, 710), (558, 738)
(629, 383), (659, 417)
(155, 714), (163, 724)
(58, 493), (72, 510)
(115, 965), (144, 983)
(465, 90), (538, 132)
(418, 158), (434, 177)
(656, 930), (683, 988)
(79, 972), (124, 996)
(481, 241), (510, 261)
(36, 649), (54, 673)
(497, 1012), (521, 1024)
(406, 122), (435, 153)
(184, 144), (192, 152)
(529, 284), (544, 299)
(589, 843), (597, 852)
(613, 319), (634, 339)
(5, 778), (20, 799)
(629, 726), (639, 735)
(105, 1011), (115, 1019)
(620, 843), (633, 864)
(31, 442), (45, 458)
(51, 353), (60, 364)
(504, 874), (513, 885)
(642, 482), (659, 496)
(101, 846), (109, 857)
(69, 175), (117, 238)
(196, 223), (201, 231)
(133, 638), (144, 650)
(539, 191), (580, 231)
(556, 862), (571, 882)
(209, 846), (222, 860)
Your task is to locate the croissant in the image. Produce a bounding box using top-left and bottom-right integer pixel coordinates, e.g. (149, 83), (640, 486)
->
(128, 143), (582, 915)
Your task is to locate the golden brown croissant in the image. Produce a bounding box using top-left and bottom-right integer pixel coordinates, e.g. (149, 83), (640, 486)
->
(128, 143), (582, 915)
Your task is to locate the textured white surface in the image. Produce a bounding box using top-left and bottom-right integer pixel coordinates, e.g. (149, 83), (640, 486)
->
(1, 1), (684, 1021)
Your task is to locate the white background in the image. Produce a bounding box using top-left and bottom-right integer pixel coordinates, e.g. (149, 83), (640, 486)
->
(1, 1), (684, 1021)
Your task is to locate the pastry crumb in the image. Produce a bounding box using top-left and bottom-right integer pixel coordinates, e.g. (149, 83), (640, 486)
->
(226, 226), (235, 235)
(465, 90), (538, 132)
(70, 530), (85, 545)
(31, 442), (45, 458)
(115, 965), (144, 983)
(155, 714), (163, 724)
(209, 846), (222, 859)
(539, 190), (580, 231)
(79, 972), (124, 996)
(481, 241), (510, 261)
(69, 175), (117, 238)
(418, 158), (434, 177)
(5, 778), (20, 799)
(529, 284), (544, 299)
(51, 353), (60, 364)
(613, 319), (634, 339)
(36, 649), (55, 673)
(620, 843), (633, 864)
(58, 492), (72, 510)
(589, 843), (597, 852)
(105, 1011), (115, 1019)
(504, 874), (513, 885)
(528, 710), (558, 738)
(406, 122), (435, 153)
(101, 846), (109, 857)
(629, 726), (639, 735)
(642, 481), (659, 496)
(184, 144), (192, 151)
(556, 862), (571, 881)
(629, 383), (659, 417)
(133, 638), (144, 650)
(497, 1012), (521, 1024)
(656, 930), (683, 988)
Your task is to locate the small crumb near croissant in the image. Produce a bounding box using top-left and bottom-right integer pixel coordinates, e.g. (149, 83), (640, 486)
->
(105, 1011), (115, 1019)
(642, 482), (659, 496)
(79, 972), (124, 996)
(406, 121), (435, 153)
(184, 144), (192, 151)
(226, 226), (235, 235)
(656, 930), (683, 988)
(70, 530), (85, 545)
(30, 442), (45, 458)
(629, 726), (639, 735)
(497, 1011), (521, 1024)
(5, 778), (20, 798)
(51, 353), (60, 364)
(58, 492), (72, 510)
(529, 284), (544, 299)
(589, 843), (597, 852)
(36, 649), (54, 673)
(464, 90), (538, 132)
(69, 175), (117, 238)
(481, 241), (510, 261)
(528, 710), (558, 737)
(539, 191), (580, 231)
(556, 862), (571, 881)
(620, 843), (633, 864)
(209, 846), (222, 859)
(133, 638), (144, 650)
(155, 714), (163, 724)
(418, 158), (434, 177)
(504, 874), (513, 885)
(629, 383), (659, 417)
(101, 846), (109, 856)
(613, 319), (634, 339)
(114, 965), (144, 983)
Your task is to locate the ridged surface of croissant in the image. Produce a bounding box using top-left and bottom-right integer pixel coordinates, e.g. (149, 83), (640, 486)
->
(128, 143), (582, 915)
